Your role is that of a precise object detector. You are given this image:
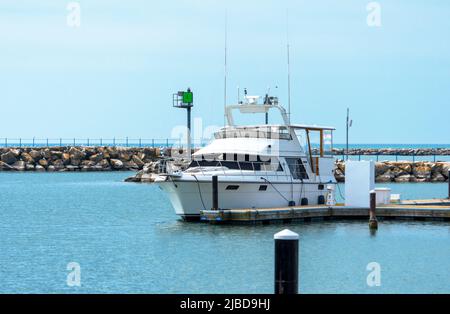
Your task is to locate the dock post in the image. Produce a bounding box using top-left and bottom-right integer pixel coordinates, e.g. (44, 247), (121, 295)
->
(212, 175), (219, 210)
(369, 191), (378, 229)
(448, 170), (450, 199)
(274, 229), (299, 294)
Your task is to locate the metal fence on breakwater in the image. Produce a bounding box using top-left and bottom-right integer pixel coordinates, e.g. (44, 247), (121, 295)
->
(2, 138), (450, 162)
(0, 137), (210, 149)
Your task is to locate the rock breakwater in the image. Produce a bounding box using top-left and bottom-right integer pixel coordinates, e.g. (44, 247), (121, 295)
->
(335, 161), (450, 183)
(0, 147), (160, 172)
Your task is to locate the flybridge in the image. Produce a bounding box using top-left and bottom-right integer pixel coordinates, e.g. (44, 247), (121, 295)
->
(225, 93), (289, 126)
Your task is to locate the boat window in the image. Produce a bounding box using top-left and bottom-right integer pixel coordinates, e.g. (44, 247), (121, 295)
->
(286, 158), (309, 180)
(323, 130), (333, 156)
(188, 158), (283, 172)
(259, 185), (268, 191)
(226, 185), (239, 190)
(188, 160), (220, 168)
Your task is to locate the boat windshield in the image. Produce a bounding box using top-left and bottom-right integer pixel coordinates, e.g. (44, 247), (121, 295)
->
(187, 155), (284, 172)
(214, 126), (292, 140)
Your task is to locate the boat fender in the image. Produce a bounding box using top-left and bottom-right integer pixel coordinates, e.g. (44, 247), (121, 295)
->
(318, 195), (325, 205)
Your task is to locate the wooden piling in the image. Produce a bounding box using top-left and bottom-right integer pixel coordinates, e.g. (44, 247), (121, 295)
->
(274, 229), (299, 294)
(212, 175), (218, 210)
(448, 170), (450, 199)
(369, 191), (378, 229)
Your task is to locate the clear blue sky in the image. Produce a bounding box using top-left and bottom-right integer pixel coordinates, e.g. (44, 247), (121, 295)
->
(1, 0), (449, 144)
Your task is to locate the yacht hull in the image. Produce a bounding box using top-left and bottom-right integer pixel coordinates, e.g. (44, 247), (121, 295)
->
(157, 178), (331, 220)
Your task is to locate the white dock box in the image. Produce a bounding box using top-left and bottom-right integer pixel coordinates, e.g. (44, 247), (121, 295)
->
(345, 161), (375, 208)
(375, 187), (391, 205)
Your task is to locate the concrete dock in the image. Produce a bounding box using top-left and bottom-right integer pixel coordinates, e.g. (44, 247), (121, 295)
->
(199, 199), (450, 224)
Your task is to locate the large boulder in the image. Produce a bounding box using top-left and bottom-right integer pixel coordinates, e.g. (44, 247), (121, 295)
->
(53, 159), (65, 170)
(62, 153), (71, 165)
(50, 150), (63, 160)
(12, 160), (26, 171)
(97, 159), (111, 169)
(410, 176), (429, 183)
(21, 152), (34, 164)
(124, 160), (138, 170)
(439, 163), (450, 178)
(390, 162), (412, 173)
(131, 155), (145, 168)
(125, 170), (143, 182)
(89, 153), (103, 163)
(9, 149), (21, 157)
(118, 150), (132, 161)
(0, 161), (14, 170)
(107, 147), (119, 158)
(375, 162), (391, 176)
(70, 158), (81, 166)
(35, 164), (45, 172)
(68, 147), (86, 160)
(42, 148), (52, 159)
(38, 159), (48, 168)
(376, 170), (396, 182)
(29, 150), (42, 161)
(431, 172), (446, 182)
(412, 162), (432, 180)
(110, 159), (124, 170)
(394, 174), (412, 183)
(1, 150), (17, 164)
(66, 165), (79, 171)
(81, 160), (95, 167)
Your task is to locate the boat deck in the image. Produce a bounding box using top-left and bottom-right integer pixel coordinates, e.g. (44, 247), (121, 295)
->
(199, 199), (450, 224)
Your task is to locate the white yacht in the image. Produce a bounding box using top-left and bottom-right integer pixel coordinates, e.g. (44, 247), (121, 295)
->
(155, 95), (336, 221)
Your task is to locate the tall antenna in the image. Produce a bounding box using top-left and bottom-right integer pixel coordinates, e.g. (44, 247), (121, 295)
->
(223, 11), (228, 126)
(286, 10), (291, 125)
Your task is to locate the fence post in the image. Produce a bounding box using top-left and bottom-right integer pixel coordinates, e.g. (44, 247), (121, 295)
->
(126, 137), (128, 147)
(87, 138), (90, 146)
(100, 138), (102, 146)
(139, 138), (142, 147)
(32, 137), (35, 147)
(60, 138), (62, 147)
(274, 229), (299, 294)
(166, 138), (169, 147)
(4, 138), (7, 147)
(113, 137), (116, 146)
(152, 139), (155, 148)
(46, 138), (49, 147)
(19, 138), (22, 148)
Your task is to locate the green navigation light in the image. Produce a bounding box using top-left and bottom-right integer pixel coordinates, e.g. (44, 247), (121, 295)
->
(182, 91), (193, 104)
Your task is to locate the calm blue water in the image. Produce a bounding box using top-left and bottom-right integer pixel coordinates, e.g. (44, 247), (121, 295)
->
(0, 172), (449, 294)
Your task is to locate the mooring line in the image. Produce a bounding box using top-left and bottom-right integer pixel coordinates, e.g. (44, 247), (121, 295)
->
(192, 174), (207, 211)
